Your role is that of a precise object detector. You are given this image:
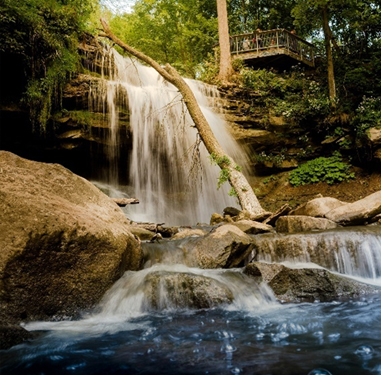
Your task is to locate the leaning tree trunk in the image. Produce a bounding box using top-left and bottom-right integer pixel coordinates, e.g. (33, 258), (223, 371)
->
(321, 5), (336, 102)
(216, 0), (233, 82)
(100, 19), (267, 218)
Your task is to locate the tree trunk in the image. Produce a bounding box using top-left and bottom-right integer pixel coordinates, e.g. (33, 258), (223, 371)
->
(216, 0), (233, 82)
(321, 5), (336, 102)
(100, 19), (267, 218)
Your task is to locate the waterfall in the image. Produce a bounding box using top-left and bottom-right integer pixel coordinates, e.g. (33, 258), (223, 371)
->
(89, 47), (249, 225)
(252, 227), (381, 281)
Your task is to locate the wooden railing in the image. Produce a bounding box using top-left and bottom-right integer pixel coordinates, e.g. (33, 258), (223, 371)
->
(230, 29), (315, 67)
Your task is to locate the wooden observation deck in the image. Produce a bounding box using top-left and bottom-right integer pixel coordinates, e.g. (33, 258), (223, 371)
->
(230, 29), (315, 69)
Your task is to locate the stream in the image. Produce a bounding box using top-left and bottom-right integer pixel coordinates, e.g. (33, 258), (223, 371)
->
(2, 234), (381, 375)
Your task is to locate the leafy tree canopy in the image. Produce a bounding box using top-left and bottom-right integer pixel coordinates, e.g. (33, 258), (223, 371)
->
(109, 0), (218, 77)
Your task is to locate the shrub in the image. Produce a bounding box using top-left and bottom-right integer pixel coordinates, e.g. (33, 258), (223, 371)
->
(289, 152), (355, 186)
(352, 96), (381, 139)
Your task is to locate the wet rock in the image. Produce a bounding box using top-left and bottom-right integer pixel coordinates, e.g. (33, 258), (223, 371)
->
(233, 209), (272, 223)
(129, 226), (156, 241)
(245, 262), (380, 302)
(233, 220), (274, 235)
(325, 191), (381, 225)
(210, 212), (224, 225)
(275, 215), (340, 233)
(289, 197), (347, 218)
(145, 271), (233, 309)
(192, 224), (254, 269)
(128, 223), (179, 238)
(0, 151), (143, 322)
(0, 323), (33, 350)
(223, 206), (241, 217)
(171, 229), (208, 240)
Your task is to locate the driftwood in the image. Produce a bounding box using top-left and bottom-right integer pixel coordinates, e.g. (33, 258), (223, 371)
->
(112, 198), (139, 207)
(263, 203), (292, 226)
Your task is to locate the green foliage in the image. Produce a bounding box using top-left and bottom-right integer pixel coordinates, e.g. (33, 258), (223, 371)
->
(228, 0), (296, 34)
(109, 0), (218, 78)
(198, 51), (220, 84)
(209, 152), (231, 166)
(209, 152), (234, 189)
(228, 187), (238, 197)
(352, 96), (381, 139)
(289, 152), (355, 186)
(217, 168), (230, 189)
(254, 151), (285, 167)
(240, 67), (332, 125)
(0, 0), (97, 130)
(263, 175), (278, 184)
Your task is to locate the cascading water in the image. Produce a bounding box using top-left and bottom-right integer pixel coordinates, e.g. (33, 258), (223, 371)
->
(89, 47), (248, 225)
(251, 226), (381, 282)
(3, 233), (381, 375)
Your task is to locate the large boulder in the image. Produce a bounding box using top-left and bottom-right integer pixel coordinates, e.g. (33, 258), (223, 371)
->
(0, 151), (143, 325)
(325, 191), (381, 225)
(245, 262), (380, 302)
(144, 271), (233, 309)
(289, 197), (347, 218)
(192, 225), (254, 269)
(275, 215), (340, 233)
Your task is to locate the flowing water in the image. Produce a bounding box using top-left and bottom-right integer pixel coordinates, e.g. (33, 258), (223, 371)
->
(2, 231), (381, 375)
(2, 48), (381, 374)
(88, 48), (248, 225)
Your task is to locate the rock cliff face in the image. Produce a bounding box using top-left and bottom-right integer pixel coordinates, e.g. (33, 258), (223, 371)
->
(0, 37), (132, 183)
(0, 151), (143, 323)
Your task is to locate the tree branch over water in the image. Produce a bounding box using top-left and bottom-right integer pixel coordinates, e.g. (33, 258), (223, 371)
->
(100, 18), (268, 218)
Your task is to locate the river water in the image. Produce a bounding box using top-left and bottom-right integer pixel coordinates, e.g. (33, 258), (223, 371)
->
(2, 232), (381, 375)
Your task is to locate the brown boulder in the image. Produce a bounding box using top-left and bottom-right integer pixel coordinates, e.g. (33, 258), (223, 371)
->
(145, 271), (233, 309)
(171, 228), (208, 240)
(275, 215), (340, 233)
(245, 262), (380, 302)
(192, 225), (254, 269)
(0, 151), (143, 324)
(325, 191), (381, 225)
(233, 220), (274, 234)
(210, 212), (224, 225)
(289, 197), (347, 218)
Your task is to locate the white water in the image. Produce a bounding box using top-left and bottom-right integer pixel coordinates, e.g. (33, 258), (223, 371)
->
(89, 48), (249, 225)
(252, 227), (381, 281)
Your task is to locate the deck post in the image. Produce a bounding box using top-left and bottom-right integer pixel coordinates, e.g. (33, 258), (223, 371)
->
(276, 30), (279, 53)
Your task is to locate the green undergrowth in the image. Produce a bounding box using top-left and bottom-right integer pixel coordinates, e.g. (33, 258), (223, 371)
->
(289, 152), (355, 186)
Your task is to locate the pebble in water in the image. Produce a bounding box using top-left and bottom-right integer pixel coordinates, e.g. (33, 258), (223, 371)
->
(355, 345), (374, 358)
(307, 369), (332, 375)
(231, 367), (241, 374)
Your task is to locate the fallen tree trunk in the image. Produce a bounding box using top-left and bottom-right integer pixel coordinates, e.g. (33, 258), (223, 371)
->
(100, 19), (267, 218)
